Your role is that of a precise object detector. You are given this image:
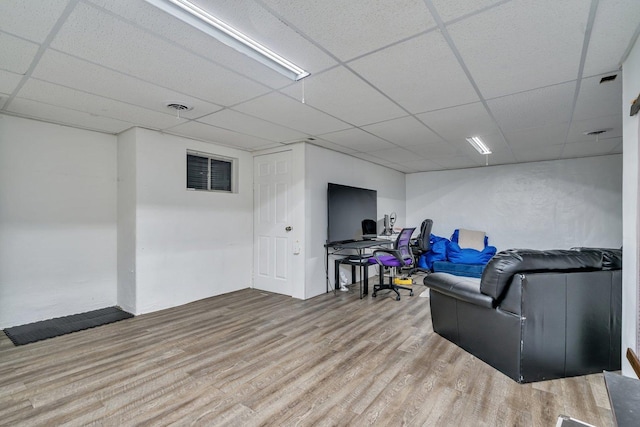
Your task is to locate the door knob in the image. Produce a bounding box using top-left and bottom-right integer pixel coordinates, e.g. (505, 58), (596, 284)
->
(285, 226), (292, 232)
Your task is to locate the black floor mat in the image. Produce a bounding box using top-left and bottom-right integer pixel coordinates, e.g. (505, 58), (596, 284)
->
(3, 307), (133, 346)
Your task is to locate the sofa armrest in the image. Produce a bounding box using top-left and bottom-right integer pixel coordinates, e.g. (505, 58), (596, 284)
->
(480, 249), (603, 300)
(571, 247), (622, 270)
(424, 273), (494, 308)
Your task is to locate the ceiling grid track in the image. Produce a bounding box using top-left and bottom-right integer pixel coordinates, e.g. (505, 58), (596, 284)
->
(422, 0), (515, 161)
(3, 0), (81, 111)
(559, 0), (600, 159)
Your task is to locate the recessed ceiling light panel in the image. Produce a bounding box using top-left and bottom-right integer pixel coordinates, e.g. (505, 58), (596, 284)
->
(465, 136), (492, 155)
(145, 0), (310, 81)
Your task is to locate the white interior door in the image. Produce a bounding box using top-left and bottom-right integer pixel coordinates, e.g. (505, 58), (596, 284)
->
(253, 151), (292, 295)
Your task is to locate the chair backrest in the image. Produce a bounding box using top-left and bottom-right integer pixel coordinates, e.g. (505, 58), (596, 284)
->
(395, 227), (416, 261)
(416, 219), (433, 252)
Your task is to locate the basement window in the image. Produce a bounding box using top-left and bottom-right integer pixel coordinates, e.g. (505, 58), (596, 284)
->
(186, 150), (237, 193)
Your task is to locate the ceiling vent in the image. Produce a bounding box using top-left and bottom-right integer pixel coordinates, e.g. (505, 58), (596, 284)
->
(599, 74), (617, 84)
(165, 101), (193, 119)
(584, 128), (612, 142)
(583, 129), (611, 136)
(165, 101), (193, 112)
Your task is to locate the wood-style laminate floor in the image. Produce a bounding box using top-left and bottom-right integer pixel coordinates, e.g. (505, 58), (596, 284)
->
(0, 283), (613, 426)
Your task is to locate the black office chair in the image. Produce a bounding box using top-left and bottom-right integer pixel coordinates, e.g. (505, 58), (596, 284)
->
(408, 219), (433, 276)
(368, 227), (416, 300)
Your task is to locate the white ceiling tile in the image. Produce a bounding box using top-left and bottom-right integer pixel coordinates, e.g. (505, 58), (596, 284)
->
(561, 137), (622, 158)
(17, 79), (185, 130)
(512, 144), (564, 163)
(416, 102), (498, 142)
(350, 152), (395, 166)
(0, 70), (23, 94)
(0, 0), (70, 43)
(387, 163), (421, 173)
(448, 0), (591, 98)
(363, 116), (443, 147)
(573, 74), (622, 121)
(261, 0), (435, 61)
(398, 158), (446, 172)
(429, 155), (483, 169)
(350, 32), (479, 114)
(0, 33), (39, 74)
(405, 140), (463, 157)
(308, 139), (358, 155)
(32, 50), (222, 119)
(281, 66), (406, 126)
(0, 92), (9, 109)
(51, 2), (271, 106)
(319, 128), (395, 152)
(197, 109), (306, 142)
(431, 0), (509, 22)
(0, 0), (633, 170)
(368, 147), (421, 163)
(166, 121), (276, 150)
(487, 82), (576, 131)
(233, 92), (350, 135)
(6, 97), (131, 133)
(583, 0), (640, 76)
(503, 123), (569, 148)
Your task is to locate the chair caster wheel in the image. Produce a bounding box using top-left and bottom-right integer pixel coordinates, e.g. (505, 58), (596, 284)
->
(396, 296), (401, 301)
(372, 293), (377, 297)
(410, 291), (414, 296)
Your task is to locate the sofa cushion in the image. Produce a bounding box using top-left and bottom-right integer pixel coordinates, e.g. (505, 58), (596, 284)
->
(424, 273), (494, 308)
(480, 249), (603, 300)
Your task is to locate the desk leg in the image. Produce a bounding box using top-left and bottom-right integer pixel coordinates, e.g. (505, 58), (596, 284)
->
(334, 259), (341, 291)
(363, 268), (368, 297)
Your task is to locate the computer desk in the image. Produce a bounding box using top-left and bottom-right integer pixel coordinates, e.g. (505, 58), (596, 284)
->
(325, 238), (393, 298)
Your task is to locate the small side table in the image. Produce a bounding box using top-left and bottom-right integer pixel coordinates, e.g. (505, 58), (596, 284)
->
(334, 256), (374, 299)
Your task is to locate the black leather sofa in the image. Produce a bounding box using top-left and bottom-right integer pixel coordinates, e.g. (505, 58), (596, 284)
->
(423, 248), (622, 383)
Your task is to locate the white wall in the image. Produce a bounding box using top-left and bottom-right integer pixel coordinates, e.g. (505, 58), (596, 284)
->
(622, 37), (640, 377)
(0, 115), (117, 328)
(406, 155), (622, 251)
(305, 144), (406, 298)
(130, 128), (253, 314)
(116, 128), (137, 313)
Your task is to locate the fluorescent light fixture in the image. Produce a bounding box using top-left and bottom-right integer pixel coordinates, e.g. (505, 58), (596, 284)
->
(144, 0), (310, 81)
(465, 136), (492, 155)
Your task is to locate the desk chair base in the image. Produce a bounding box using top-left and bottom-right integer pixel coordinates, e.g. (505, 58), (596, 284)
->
(372, 275), (414, 301)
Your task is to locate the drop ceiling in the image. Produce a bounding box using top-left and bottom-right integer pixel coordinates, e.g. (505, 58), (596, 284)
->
(1, 0), (638, 172)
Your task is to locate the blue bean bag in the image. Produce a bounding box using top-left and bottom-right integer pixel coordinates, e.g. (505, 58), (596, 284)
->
(418, 234), (449, 270)
(446, 229), (497, 264)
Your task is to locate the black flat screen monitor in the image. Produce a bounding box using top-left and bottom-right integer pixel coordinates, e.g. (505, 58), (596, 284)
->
(327, 183), (377, 244)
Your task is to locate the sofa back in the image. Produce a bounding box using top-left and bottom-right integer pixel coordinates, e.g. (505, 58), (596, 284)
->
(479, 249), (605, 300)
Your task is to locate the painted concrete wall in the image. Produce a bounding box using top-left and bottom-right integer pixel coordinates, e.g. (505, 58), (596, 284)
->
(116, 128), (137, 314)
(622, 36), (640, 377)
(406, 155), (622, 251)
(305, 144), (406, 298)
(131, 128), (254, 314)
(0, 115), (117, 328)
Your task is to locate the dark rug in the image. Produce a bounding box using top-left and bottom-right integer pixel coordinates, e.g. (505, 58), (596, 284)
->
(3, 306), (133, 346)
